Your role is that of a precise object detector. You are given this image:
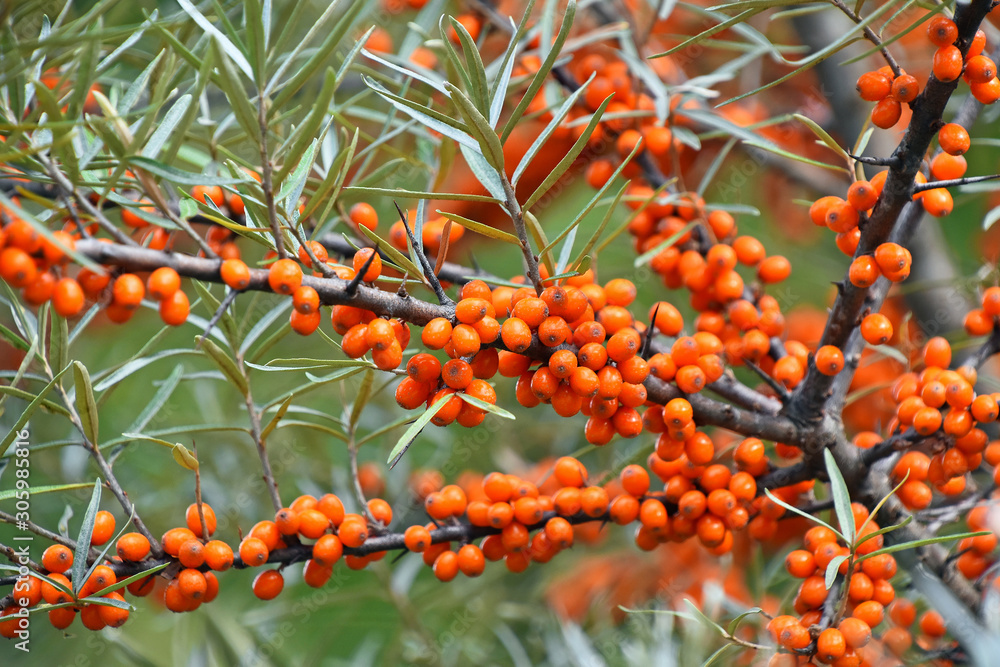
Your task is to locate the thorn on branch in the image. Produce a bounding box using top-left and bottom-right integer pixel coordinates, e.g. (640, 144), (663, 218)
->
(913, 173), (1000, 193)
(640, 303), (659, 359)
(393, 201), (452, 306)
(847, 153), (900, 167)
(344, 245), (380, 296)
(742, 357), (791, 402)
(195, 288), (239, 350)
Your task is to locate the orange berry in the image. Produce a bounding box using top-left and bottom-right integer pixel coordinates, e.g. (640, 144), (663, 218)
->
(871, 97), (901, 128)
(268, 258), (302, 295)
(938, 123), (970, 156)
(932, 45), (963, 82)
(252, 569), (284, 600)
(856, 71), (891, 101)
(220, 258), (252, 290)
(352, 247), (382, 282)
(815, 345), (844, 376)
(927, 16), (957, 47)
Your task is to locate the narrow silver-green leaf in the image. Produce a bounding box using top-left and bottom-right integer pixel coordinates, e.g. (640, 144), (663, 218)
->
(512, 74), (593, 185)
(197, 337), (248, 397)
(177, 0), (254, 79)
(387, 393), (453, 468)
(142, 94), (192, 159)
(523, 94), (612, 211)
(825, 554), (848, 589)
(73, 361), (99, 444)
(764, 488), (843, 540)
(824, 448), (855, 545)
(71, 480), (102, 596)
(436, 210), (520, 245)
(457, 392), (515, 419)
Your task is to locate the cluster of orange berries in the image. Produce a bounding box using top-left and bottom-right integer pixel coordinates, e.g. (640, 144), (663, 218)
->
(0, 201), (193, 325)
(0, 510), (160, 633)
(888, 337), (999, 509)
(857, 18), (997, 132)
(771, 509), (897, 664)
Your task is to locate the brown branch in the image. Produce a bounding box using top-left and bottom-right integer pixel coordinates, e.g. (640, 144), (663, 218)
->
(786, 0), (996, 424)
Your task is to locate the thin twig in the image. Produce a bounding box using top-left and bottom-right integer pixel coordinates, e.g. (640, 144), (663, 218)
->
(499, 173), (543, 295)
(829, 0), (903, 77)
(241, 374), (283, 514)
(393, 202), (452, 305)
(258, 99), (287, 259)
(914, 173), (1000, 193)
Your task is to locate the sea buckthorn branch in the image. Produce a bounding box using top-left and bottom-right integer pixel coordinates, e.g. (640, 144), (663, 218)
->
(72, 239), (457, 325)
(786, 0), (996, 424)
(242, 373), (284, 515)
(257, 97), (287, 262)
(63, 235), (803, 446)
(47, 235), (806, 457)
(642, 374), (801, 444)
(37, 154), (139, 249)
(499, 168), (544, 296)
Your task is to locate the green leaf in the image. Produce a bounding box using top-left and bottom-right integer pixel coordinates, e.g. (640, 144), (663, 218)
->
(445, 82), (505, 170)
(342, 186), (500, 204)
(572, 182), (628, 270)
(824, 449), (855, 545)
(72, 480), (102, 596)
(764, 488), (843, 540)
(651, 8), (762, 59)
(741, 139), (849, 173)
(825, 554), (848, 589)
(500, 0), (577, 143)
(726, 607), (763, 636)
(634, 221), (699, 268)
(387, 393), (453, 468)
(142, 94), (192, 160)
(261, 395), (295, 441)
(239, 300), (292, 355)
(127, 157), (245, 186)
(244, 358), (374, 372)
(459, 142), (507, 201)
(523, 94), (612, 210)
(0, 366), (71, 457)
(89, 562), (170, 599)
(127, 365), (184, 435)
(457, 392), (515, 419)
(177, 0), (253, 79)
(197, 337), (248, 397)
(793, 113), (848, 160)
(244, 0), (267, 84)
(354, 225), (428, 284)
(211, 38), (259, 142)
(275, 67), (336, 184)
(683, 598), (727, 635)
(858, 472), (910, 541)
(857, 531), (992, 561)
(703, 644), (740, 667)
(349, 368), (375, 432)
(270, 0), (365, 107)
(0, 321), (29, 351)
(93, 349), (199, 392)
(488, 0), (536, 127)
(0, 386), (69, 415)
(436, 210), (520, 245)
(512, 73), (593, 185)
(0, 482), (95, 503)
(73, 362), (99, 444)
(447, 15), (490, 113)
